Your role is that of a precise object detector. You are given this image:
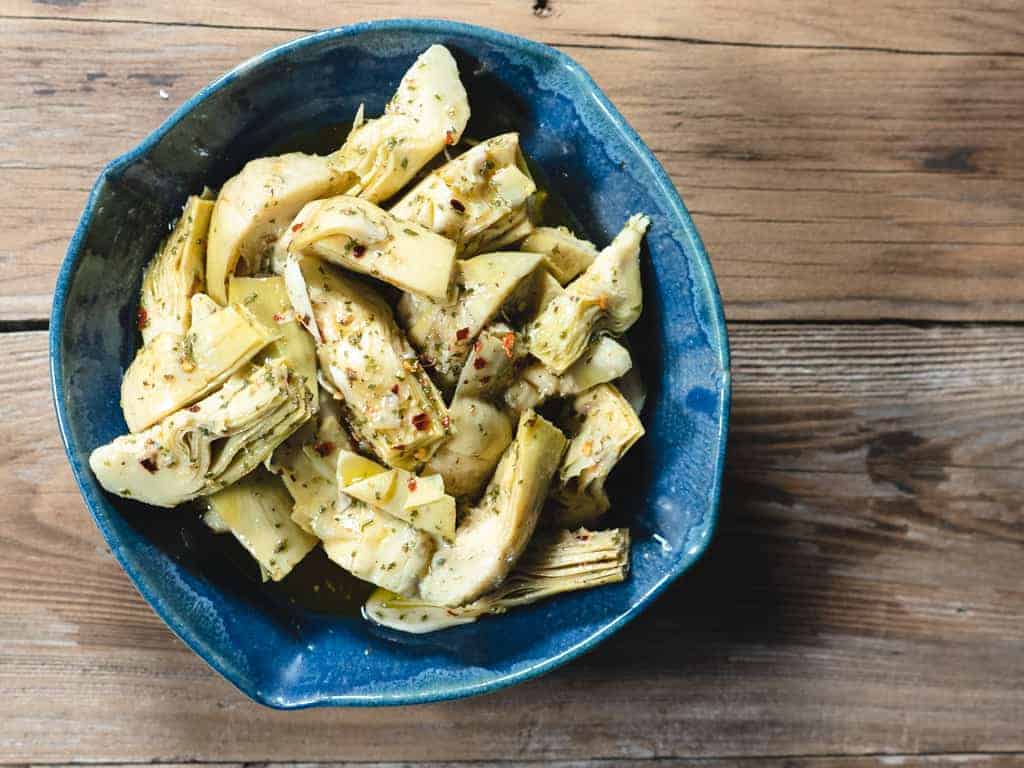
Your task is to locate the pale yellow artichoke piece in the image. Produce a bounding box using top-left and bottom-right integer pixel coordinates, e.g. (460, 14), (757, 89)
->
(418, 410), (567, 607)
(337, 449), (456, 541)
(521, 226), (599, 285)
(389, 133), (536, 256)
(527, 214), (649, 374)
(397, 251), (542, 389)
(452, 323), (523, 400)
(366, 527), (628, 633)
(189, 293), (220, 324)
(139, 192), (213, 345)
(90, 361), (313, 508)
(120, 303), (278, 433)
(423, 396), (514, 500)
(552, 383), (645, 526)
(505, 336), (633, 414)
(289, 195), (456, 301)
(206, 153), (354, 304)
(307, 500), (435, 597)
(203, 469), (317, 582)
(228, 275), (318, 401)
(329, 44), (470, 204)
(284, 255), (449, 469)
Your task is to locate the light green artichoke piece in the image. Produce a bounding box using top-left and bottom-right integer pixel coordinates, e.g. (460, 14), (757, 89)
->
(504, 335), (633, 414)
(329, 44), (470, 204)
(228, 275), (318, 402)
(365, 526), (629, 633)
(521, 226), (599, 285)
(423, 396), (514, 500)
(206, 153), (354, 304)
(289, 195), (457, 301)
(284, 255), (450, 470)
(139, 192), (213, 345)
(552, 383), (645, 526)
(418, 410), (567, 607)
(91, 361), (313, 508)
(389, 133), (536, 256)
(203, 469), (318, 582)
(396, 251), (542, 390)
(120, 303), (279, 433)
(527, 214), (649, 374)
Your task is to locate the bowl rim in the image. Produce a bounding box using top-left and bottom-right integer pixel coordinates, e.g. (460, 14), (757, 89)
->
(49, 17), (731, 709)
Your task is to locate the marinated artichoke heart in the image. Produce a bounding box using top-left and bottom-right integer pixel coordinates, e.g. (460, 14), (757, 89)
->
(330, 44), (470, 204)
(389, 133), (536, 256)
(203, 469), (317, 582)
(418, 410), (567, 607)
(206, 153), (354, 304)
(397, 251), (542, 389)
(289, 196), (456, 301)
(505, 335), (632, 414)
(552, 383), (645, 525)
(120, 303), (278, 433)
(284, 255), (449, 469)
(424, 324), (522, 500)
(228, 275), (318, 401)
(139, 192), (213, 344)
(366, 526), (629, 633)
(528, 214), (649, 374)
(91, 361), (313, 508)
(336, 450), (456, 541)
(521, 226), (598, 285)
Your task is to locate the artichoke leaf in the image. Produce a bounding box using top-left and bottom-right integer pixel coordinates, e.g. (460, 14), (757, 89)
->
(422, 396), (513, 500)
(389, 133), (536, 256)
(91, 361), (313, 508)
(328, 44), (470, 204)
(527, 214), (649, 373)
(452, 323), (523, 400)
(139, 192), (213, 344)
(285, 255), (450, 469)
(418, 410), (567, 607)
(289, 196), (456, 301)
(396, 251), (542, 389)
(552, 383), (645, 526)
(120, 303), (278, 433)
(521, 226), (599, 285)
(228, 275), (318, 401)
(366, 527), (628, 633)
(203, 469), (317, 582)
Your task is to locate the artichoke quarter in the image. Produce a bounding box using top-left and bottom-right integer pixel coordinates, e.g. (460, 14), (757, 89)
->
(527, 213), (649, 374)
(284, 255), (450, 470)
(390, 133), (536, 257)
(90, 361), (313, 508)
(418, 410), (567, 607)
(366, 526), (629, 633)
(138, 191), (213, 345)
(520, 226), (599, 285)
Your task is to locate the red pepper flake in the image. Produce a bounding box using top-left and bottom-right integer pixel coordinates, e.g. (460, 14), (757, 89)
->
(187, 404), (201, 413)
(597, 294), (609, 311)
(501, 331), (516, 359)
(390, 384), (400, 395)
(479, 375), (492, 384)
(352, 244), (366, 258)
(455, 327), (470, 341)
(272, 311), (287, 323)
(136, 307), (149, 330)
(291, 221), (304, 232)
(139, 457), (158, 474)
(473, 339), (483, 354)
(445, 130), (457, 146)
(449, 198), (465, 213)
(313, 441), (335, 457)
(393, 444), (407, 452)
(411, 413), (431, 431)
(441, 415), (450, 429)
(473, 356), (487, 370)
(407, 478), (418, 492)
(419, 354), (435, 369)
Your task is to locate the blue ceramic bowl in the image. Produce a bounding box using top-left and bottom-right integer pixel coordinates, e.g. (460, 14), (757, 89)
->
(51, 19), (729, 708)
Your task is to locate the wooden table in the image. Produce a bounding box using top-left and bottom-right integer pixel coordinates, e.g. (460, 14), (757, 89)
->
(2, 1), (1022, 764)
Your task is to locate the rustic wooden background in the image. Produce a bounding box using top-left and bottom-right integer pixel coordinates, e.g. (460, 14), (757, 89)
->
(2, 0), (1023, 764)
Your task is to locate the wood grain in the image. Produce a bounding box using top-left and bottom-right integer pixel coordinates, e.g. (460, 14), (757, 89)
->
(1, 15), (1022, 322)
(8, 324), (1024, 761)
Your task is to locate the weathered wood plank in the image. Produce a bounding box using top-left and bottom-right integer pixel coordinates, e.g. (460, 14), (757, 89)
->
(1, 18), (1022, 322)
(5, 0), (1024, 53)
(7, 324), (1024, 761)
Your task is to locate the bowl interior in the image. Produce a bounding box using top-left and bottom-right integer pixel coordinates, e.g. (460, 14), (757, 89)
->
(53, 20), (729, 707)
